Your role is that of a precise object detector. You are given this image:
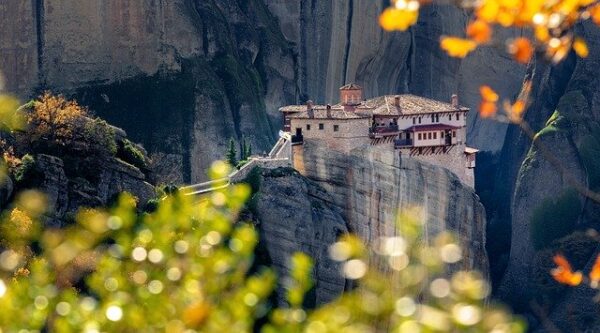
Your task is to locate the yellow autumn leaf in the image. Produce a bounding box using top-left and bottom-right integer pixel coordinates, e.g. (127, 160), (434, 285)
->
(379, 7), (419, 32)
(440, 37), (477, 58)
(573, 38), (589, 58)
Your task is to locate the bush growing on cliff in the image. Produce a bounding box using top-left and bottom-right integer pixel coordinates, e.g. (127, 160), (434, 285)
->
(13, 154), (35, 183)
(117, 138), (147, 170)
(18, 93), (117, 158)
(530, 188), (582, 250)
(0, 161), (524, 332)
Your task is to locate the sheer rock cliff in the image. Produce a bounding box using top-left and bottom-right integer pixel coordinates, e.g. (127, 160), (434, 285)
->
(251, 146), (489, 305)
(295, 142), (488, 274)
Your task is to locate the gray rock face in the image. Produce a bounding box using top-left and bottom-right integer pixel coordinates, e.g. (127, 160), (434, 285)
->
(298, 142), (489, 275)
(252, 153), (488, 305)
(0, 0), (296, 183)
(27, 154), (153, 226)
(34, 154), (69, 226)
(252, 168), (348, 306)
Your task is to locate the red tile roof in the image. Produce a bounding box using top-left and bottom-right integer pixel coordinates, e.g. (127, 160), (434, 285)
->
(404, 124), (461, 132)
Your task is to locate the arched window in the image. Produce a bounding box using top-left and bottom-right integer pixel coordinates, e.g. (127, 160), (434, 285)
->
(456, 114), (460, 121)
(436, 114), (439, 122)
(413, 118), (416, 124)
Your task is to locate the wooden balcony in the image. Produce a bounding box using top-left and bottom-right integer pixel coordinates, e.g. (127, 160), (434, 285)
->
(369, 125), (400, 138)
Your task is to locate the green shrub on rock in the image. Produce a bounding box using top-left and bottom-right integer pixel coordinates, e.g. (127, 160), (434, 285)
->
(13, 154), (35, 183)
(118, 139), (147, 170)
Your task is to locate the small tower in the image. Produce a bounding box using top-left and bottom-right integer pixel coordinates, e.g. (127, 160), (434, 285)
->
(340, 83), (363, 106)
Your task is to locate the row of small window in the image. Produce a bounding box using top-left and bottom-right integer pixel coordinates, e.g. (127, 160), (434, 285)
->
(412, 114), (460, 125)
(306, 124), (339, 132)
(416, 131), (456, 140)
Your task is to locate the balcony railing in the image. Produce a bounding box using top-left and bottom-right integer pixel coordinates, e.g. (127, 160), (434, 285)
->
(394, 139), (413, 148)
(370, 125), (400, 138)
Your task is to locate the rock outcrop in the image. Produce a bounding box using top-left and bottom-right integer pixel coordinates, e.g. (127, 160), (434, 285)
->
(251, 168), (348, 306)
(251, 148), (489, 305)
(25, 154), (154, 227)
(296, 142), (488, 274)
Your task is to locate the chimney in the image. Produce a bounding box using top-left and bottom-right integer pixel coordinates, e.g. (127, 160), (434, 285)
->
(306, 100), (313, 111)
(326, 104), (332, 118)
(394, 95), (401, 107)
(451, 94), (459, 108)
(307, 100), (314, 118)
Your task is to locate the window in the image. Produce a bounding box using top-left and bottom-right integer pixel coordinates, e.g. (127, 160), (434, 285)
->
(418, 117), (422, 124)
(428, 132), (432, 140)
(333, 124), (339, 132)
(441, 131), (444, 137)
(319, 123), (324, 130)
(431, 115), (435, 122)
(456, 114), (460, 121)
(418, 133), (422, 140)
(306, 124), (311, 130)
(453, 131), (456, 137)
(449, 115), (452, 121)
(436, 114), (439, 122)
(433, 132), (437, 139)
(413, 118), (416, 124)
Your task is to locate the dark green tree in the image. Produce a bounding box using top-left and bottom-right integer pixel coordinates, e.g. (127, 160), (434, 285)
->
(226, 137), (237, 167)
(240, 136), (247, 161)
(245, 141), (252, 159)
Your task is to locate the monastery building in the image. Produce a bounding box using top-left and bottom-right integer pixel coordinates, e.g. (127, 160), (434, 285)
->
(279, 84), (478, 187)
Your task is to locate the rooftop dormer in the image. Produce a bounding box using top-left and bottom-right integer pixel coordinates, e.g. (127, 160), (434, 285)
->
(340, 83), (363, 106)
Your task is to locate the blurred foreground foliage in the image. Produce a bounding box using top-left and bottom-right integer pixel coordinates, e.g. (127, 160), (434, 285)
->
(0, 162), (525, 332)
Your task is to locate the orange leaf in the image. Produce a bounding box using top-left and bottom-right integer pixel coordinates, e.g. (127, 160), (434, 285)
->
(573, 38), (589, 58)
(440, 37), (477, 58)
(551, 254), (583, 286)
(508, 38), (534, 64)
(480, 85), (499, 103)
(589, 255), (600, 286)
(466, 20), (492, 44)
(479, 101), (497, 118)
(591, 5), (600, 25)
(553, 254), (572, 270)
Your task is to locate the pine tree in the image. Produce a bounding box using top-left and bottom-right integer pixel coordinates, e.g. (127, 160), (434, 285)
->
(226, 138), (237, 167)
(245, 142), (252, 159)
(240, 137), (247, 161)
